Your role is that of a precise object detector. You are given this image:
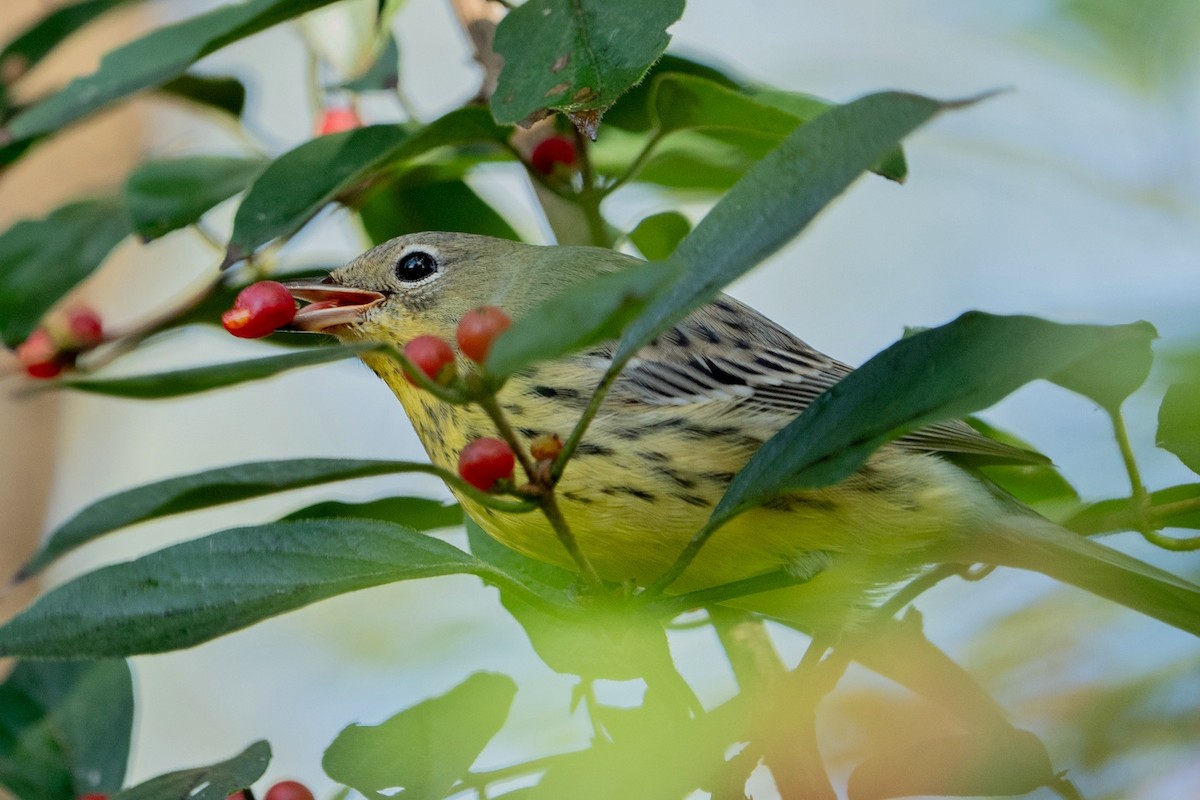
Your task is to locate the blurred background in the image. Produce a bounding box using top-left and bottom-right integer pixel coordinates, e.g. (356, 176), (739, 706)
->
(1, 1), (1197, 798)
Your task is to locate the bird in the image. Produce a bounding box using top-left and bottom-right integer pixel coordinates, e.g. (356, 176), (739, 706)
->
(284, 231), (1200, 635)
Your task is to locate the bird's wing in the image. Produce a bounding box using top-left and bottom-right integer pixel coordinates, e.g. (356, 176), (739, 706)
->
(607, 294), (1045, 466)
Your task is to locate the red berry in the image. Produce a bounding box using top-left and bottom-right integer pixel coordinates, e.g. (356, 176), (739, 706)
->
(222, 281), (297, 339)
(530, 135), (578, 176)
(225, 793), (248, 800)
(63, 306), (103, 349)
(79, 794), (108, 800)
(456, 306), (512, 364)
(16, 328), (65, 378)
(316, 106), (362, 136)
(403, 335), (456, 385)
(264, 781), (315, 800)
(458, 437), (516, 491)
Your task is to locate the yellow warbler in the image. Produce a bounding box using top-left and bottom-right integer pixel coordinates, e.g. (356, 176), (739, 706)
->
(286, 232), (1199, 634)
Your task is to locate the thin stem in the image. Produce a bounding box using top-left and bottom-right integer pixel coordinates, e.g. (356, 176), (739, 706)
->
(598, 130), (665, 198)
(649, 568), (812, 617)
(540, 491), (605, 590)
(1110, 408), (1149, 518)
(645, 518), (724, 596)
(378, 346), (471, 405)
(573, 126), (612, 249)
(550, 363), (622, 482)
(477, 387), (605, 590)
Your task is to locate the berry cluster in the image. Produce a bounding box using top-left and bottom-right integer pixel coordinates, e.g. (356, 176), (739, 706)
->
(14, 306), (104, 378)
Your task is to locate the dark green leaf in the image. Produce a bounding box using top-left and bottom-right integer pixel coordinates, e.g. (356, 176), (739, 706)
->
(358, 168), (520, 244)
(2, 0), (343, 144)
(0, 198), (130, 347)
(650, 73), (801, 139)
(323, 672), (517, 798)
(23, 457), (450, 577)
(1067, 483), (1200, 535)
(125, 155), (266, 241)
(51, 343), (373, 399)
(282, 496), (462, 530)
(112, 740), (269, 800)
(627, 210), (690, 260)
(491, 0), (685, 127)
(846, 729), (1054, 800)
(1158, 382), (1200, 474)
(484, 252), (679, 379)
(0, 660), (132, 799)
(604, 54), (742, 133)
(615, 91), (953, 366)
(0, 0), (142, 85)
(158, 73), (248, 117)
(712, 314), (1157, 526)
(337, 34), (400, 92)
(226, 107), (509, 263)
(0, 519), (482, 658)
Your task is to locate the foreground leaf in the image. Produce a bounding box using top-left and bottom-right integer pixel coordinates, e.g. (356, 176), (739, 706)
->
(712, 314), (1157, 526)
(1066, 483), (1200, 535)
(282, 496), (463, 529)
(0, 0), (142, 89)
(52, 343), (373, 399)
(23, 458), (453, 577)
(1158, 382), (1200, 474)
(0, 520), (482, 658)
(491, 0), (685, 128)
(615, 91), (954, 365)
(125, 155), (266, 241)
(112, 740), (269, 800)
(158, 72), (248, 117)
(0, 199), (130, 347)
(2, 0), (343, 144)
(0, 660), (132, 800)
(323, 672), (517, 798)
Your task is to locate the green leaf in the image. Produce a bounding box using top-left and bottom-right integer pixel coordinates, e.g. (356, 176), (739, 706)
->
(0, 660), (132, 799)
(2, 0), (344, 144)
(1067, 483), (1200, 535)
(282, 496), (462, 530)
(712, 314), (1157, 527)
(846, 729), (1054, 800)
(337, 33), (400, 92)
(358, 168), (520, 244)
(0, 519), (482, 658)
(226, 107), (509, 263)
(0, 0), (142, 87)
(23, 458), (452, 578)
(112, 740), (270, 800)
(603, 54), (742, 133)
(0, 198), (130, 347)
(158, 73), (248, 117)
(615, 91), (954, 366)
(51, 343), (373, 399)
(490, 0), (685, 127)
(627, 211), (690, 260)
(1158, 382), (1200, 474)
(323, 672), (517, 798)
(125, 155), (267, 241)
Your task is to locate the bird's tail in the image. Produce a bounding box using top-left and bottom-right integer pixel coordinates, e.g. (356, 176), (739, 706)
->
(956, 516), (1200, 637)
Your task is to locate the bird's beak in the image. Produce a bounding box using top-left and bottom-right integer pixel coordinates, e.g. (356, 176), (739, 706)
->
(282, 279), (386, 332)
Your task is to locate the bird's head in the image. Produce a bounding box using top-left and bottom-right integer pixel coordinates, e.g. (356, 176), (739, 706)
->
(284, 232), (564, 345)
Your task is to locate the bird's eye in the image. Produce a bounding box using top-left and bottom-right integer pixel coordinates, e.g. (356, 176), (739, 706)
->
(395, 250), (438, 282)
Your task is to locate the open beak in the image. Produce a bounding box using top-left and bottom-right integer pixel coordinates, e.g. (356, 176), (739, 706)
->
(282, 279), (386, 332)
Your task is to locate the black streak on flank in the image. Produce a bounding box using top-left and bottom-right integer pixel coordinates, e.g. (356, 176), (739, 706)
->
(577, 442), (615, 457)
(674, 493), (711, 508)
(601, 485), (656, 502)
